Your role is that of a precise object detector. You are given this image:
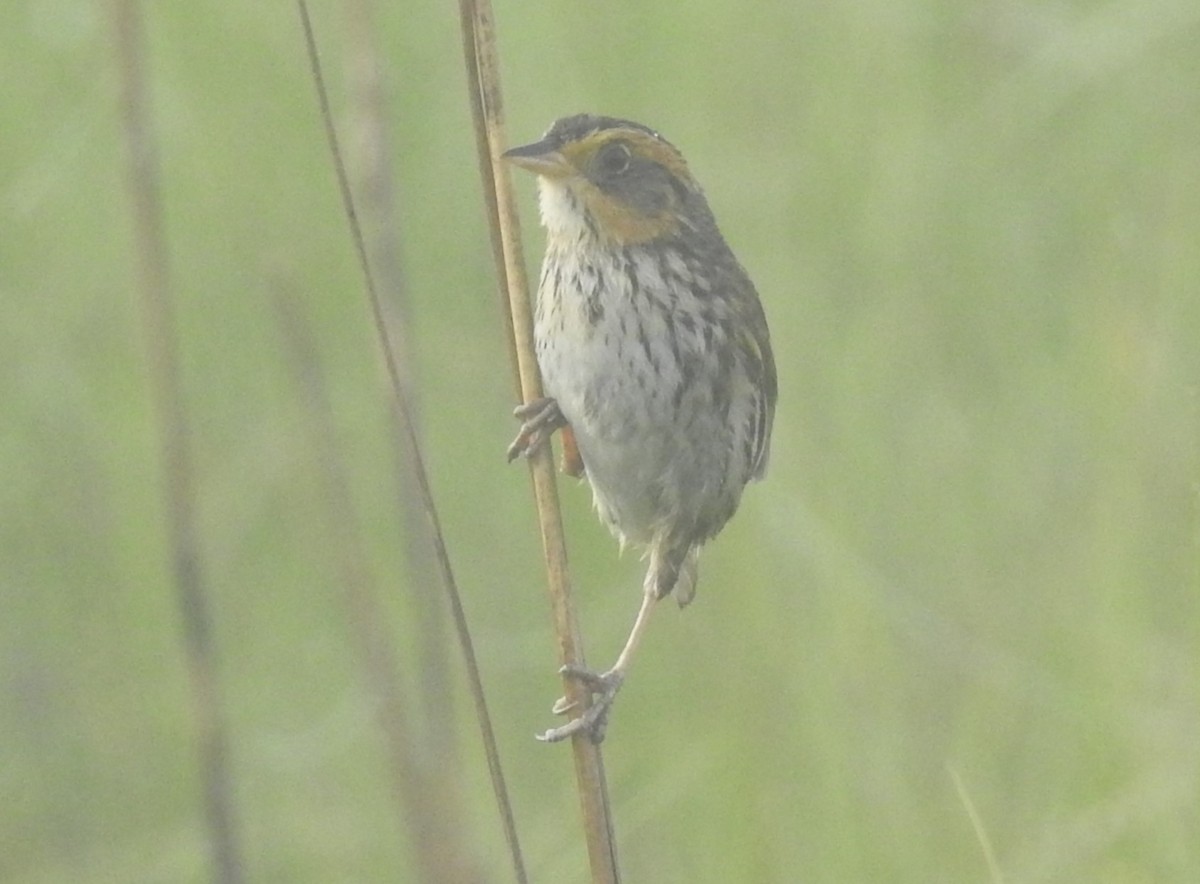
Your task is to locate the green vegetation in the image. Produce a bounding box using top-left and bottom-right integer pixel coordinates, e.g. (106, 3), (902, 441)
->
(3, 1), (1197, 880)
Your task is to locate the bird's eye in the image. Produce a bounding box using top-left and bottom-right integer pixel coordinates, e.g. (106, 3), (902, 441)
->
(597, 141), (631, 177)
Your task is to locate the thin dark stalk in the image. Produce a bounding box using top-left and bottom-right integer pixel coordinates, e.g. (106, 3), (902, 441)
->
(456, 1), (621, 881)
(111, 2), (243, 882)
(273, 290), (484, 883)
(295, 3), (527, 882)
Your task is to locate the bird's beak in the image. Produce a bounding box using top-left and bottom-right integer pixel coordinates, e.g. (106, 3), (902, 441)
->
(503, 138), (573, 178)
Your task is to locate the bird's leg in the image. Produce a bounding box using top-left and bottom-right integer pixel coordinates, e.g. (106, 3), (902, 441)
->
(506, 396), (566, 462)
(537, 586), (659, 744)
(558, 425), (585, 477)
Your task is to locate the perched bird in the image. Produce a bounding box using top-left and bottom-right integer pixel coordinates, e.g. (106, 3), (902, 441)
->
(505, 114), (776, 742)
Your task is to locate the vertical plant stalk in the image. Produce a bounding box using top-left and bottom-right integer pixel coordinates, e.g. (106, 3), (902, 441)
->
(273, 291), (484, 883)
(111, 2), (244, 882)
(342, 0), (456, 755)
(295, 3), (527, 882)
(457, 1), (621, 881)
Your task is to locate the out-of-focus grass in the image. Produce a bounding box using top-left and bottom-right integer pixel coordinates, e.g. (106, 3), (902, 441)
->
(3, 1), (1197, 881)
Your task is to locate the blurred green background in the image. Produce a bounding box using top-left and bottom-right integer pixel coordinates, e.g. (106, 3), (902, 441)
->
(4, 0), (1198, 881)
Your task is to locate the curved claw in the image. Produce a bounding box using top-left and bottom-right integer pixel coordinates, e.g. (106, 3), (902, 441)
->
(551, 695), (578, 716)
(537, 703), (611, 744)
(506, 397), (566, 462)
(536, 665), (626, 744)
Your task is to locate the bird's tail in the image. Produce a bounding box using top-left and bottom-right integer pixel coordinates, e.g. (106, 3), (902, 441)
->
(647, 542), (701, 608)
(673, 547), (700, 608)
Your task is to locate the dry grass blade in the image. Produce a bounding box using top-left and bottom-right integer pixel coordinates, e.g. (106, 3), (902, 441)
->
(456, 0), (621, 881)
(295, 2), (527, 881)
(111, 2), (244, 881)
(341, 0), (457, 756)
(273, 290), (485, 883)
(948, 765), (1006, 884)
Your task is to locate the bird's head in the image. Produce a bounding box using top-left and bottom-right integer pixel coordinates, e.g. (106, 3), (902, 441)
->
(504, 114), (703, 246)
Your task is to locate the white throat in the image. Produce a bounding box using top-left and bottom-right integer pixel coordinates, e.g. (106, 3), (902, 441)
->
(537, 178), (593, 240)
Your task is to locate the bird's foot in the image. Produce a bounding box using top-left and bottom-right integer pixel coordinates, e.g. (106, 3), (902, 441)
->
(506, 397), (565, 462)
(536, 665), (625, 744)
